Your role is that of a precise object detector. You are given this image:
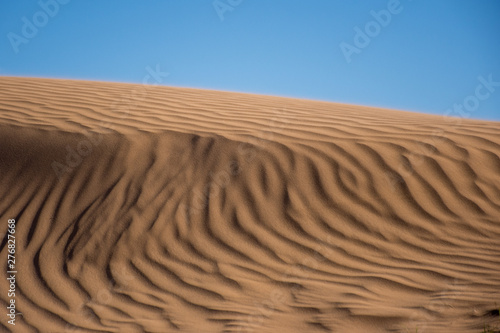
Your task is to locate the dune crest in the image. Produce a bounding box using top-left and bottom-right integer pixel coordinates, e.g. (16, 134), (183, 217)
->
(1, 77), (499, 332)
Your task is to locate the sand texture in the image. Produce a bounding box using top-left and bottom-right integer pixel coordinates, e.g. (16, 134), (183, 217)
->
(0, 76), (500, 333)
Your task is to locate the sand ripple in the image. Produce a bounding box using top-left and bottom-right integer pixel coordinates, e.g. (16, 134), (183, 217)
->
(1, 77), (500, 332)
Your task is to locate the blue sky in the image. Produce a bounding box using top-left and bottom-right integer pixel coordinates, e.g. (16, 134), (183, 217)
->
(1, 0), (499, 121)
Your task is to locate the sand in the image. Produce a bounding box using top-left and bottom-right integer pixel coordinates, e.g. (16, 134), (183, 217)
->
(0, 76), (499, 333)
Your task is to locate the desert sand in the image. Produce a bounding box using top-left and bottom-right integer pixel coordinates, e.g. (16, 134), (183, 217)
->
(0, 76), (499, 333)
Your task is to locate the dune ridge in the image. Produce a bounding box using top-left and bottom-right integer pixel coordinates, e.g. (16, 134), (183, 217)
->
(0, 76), (500, 332)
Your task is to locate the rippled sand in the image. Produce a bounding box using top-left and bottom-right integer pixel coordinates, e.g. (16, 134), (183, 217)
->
(1, 77), (499, 333)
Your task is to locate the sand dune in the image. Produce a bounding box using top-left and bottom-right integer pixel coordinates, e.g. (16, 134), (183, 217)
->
(0, 76), (499, 332)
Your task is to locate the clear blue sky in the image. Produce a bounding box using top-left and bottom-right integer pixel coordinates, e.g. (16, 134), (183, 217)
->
(1, 0), (499, 121)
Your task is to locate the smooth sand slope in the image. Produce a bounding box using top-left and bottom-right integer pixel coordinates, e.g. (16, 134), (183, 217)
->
(0, 76), (499, 333)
